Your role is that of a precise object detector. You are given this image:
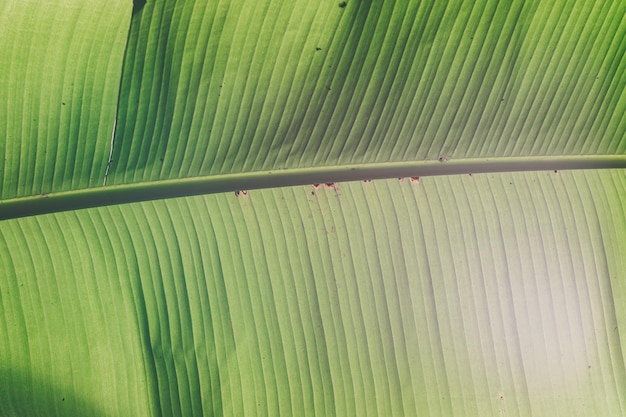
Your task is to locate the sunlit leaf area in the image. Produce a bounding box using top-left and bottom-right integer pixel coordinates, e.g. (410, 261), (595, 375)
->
(1, 1), (625, 416)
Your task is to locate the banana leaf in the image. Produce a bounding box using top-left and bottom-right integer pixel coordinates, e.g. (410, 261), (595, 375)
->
(1, 0), (625, 416)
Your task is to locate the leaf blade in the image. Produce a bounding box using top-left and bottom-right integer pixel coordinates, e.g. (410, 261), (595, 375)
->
(0, 0), (132, 200)
(2, 170), (625, 416)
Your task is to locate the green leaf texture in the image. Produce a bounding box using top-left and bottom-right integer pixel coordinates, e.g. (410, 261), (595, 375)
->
(2, 170), (625, 416)
(0, 0), (131, 200)
(109, 0), (626, 185)
(1, 0), (624, 201)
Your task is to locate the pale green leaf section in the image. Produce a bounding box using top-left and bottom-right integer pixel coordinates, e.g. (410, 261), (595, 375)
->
(2, 170), (625, 416)
(109, 0), (626, 185)
(0, 0), (131, 200)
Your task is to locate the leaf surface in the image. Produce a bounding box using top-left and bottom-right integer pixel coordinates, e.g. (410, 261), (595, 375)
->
(0, 0), (131, 199)
(2, 171), (626, 416)
(108, 0), (626, 185)
(1, 1), (626, 416)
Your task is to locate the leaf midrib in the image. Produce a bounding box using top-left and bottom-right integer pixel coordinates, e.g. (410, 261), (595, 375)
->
(2, 155), (625, 221)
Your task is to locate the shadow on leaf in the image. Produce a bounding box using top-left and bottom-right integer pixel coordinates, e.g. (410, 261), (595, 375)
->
(0, 367), (108, 417)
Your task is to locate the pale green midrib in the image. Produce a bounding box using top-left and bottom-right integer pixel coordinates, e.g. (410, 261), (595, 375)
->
(2, 155), (625, 221)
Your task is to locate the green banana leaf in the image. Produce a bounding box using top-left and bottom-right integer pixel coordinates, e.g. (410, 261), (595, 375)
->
(1, 0), (625, 416)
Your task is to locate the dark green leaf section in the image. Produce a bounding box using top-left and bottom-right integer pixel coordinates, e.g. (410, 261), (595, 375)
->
(110, 0), (626, 186)
(2, 170), (625, 416)
(0, 210), (157, 416)
(0, 0), (132, 200)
